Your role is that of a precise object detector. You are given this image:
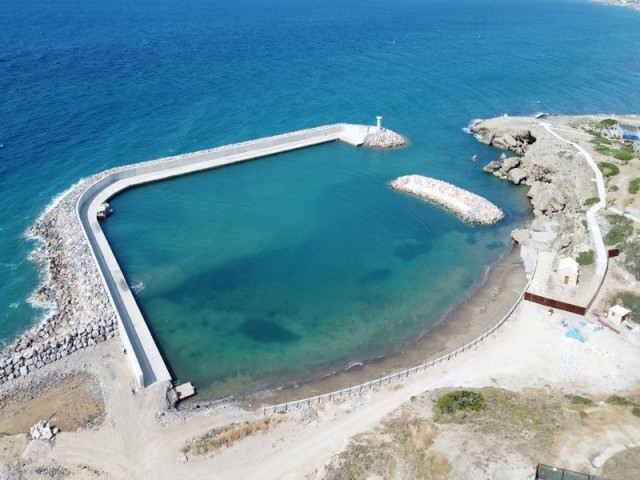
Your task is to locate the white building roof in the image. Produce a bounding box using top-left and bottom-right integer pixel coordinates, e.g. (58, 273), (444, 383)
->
(609, 305), (632, 317)
(558, 257), (579, 273)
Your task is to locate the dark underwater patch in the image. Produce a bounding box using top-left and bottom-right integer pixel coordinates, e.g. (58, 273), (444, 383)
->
(238, 319), (300, 343)
(487, 241), (505, 250)
(357, 268), (392, 285)
(393, 242), (430, 262)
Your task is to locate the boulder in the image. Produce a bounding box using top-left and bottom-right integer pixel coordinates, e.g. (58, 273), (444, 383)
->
(483, 160), (502, 173)
(530, 218), (547, 232)
(507, 168), (528, 185)
(527, 181), (566, 215)
(501, 156), (521, 172)
(511, 229), (531, 245)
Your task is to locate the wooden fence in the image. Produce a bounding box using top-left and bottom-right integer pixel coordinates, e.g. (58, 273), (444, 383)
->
(523, 292), (587, 315)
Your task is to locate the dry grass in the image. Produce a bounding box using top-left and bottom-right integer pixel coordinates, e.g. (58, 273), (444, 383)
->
(323, 410), (450, 480)
(185, 417), (279, 456)
(601, 446), (640, 480)
(322, 386), (640, 479)
(433, 388), (570, 461)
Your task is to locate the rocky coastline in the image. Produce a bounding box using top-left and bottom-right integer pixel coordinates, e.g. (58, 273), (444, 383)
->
(0, 175), (120, 386)
(390, 174), (505, 224)
(469, 116), (601, 257)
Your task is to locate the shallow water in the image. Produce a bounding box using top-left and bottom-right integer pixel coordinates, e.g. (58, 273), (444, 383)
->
(1, 0), (640, 394)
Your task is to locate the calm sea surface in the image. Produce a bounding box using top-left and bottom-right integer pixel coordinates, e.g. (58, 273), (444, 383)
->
(1, 0), (639, 396)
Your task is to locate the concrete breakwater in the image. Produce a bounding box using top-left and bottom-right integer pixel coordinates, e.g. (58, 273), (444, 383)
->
(390, 175), (505, 225)
(2, 122), (404, 390)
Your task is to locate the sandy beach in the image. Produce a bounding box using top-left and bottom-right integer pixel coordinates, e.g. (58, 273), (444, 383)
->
(2, 113), (640, 479)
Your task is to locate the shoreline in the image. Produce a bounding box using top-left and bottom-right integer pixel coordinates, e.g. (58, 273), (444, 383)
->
(243, 244), (527, 408)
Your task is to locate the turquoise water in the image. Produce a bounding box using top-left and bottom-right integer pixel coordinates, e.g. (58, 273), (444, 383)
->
(103, 143), (529, 395)
(1, 0), (640, 394)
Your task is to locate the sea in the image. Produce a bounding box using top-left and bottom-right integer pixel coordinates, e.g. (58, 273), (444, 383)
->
(1, 0), (639, 397)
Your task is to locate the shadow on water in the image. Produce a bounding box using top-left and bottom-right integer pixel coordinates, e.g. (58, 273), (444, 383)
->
(393, 242), (432, 262)
(238, 319), (300, 343)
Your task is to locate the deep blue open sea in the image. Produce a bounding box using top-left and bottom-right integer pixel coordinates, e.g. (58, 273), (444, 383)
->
(1, 0), (639, 396)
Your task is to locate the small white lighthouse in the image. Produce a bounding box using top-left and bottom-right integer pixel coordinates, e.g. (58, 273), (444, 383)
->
(376, 116), (383, 131)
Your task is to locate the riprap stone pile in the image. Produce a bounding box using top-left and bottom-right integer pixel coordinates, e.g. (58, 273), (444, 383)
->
(363, 129), (408, 148)
(390, 175), (505, 225)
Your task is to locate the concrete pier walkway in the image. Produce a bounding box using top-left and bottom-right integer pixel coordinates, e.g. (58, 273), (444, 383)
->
(76, 123), (379, 388)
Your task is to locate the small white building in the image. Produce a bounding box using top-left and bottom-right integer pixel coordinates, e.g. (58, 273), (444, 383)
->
(556, 257), (579, 287)
(608, 305), (632, 326)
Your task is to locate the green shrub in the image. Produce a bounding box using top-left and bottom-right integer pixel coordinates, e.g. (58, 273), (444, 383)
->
(632, 406), (640, 417)
(597, 146), (635, 161)
(629, 178), (640, 194)
(598, 161), (620, 177)
(576, 251), (594, 266)
(569, 395), (594, 406)
(598, 118), (617, 128)
(590, 131), (611, 145)
(605, 215), (633, 245)
(583, 197), (600, 207)
(613, 150), (635, 161)
(606, 395), (633, 406)
(437, 390), (486, 414)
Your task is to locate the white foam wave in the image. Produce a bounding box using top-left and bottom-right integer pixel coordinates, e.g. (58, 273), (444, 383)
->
(26, 294), (58, 330)
(30, 177), (87, 229)
(463, 119), (484, 141)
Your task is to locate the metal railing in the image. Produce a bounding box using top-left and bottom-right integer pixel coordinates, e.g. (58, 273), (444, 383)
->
(262, 259), (537, 415)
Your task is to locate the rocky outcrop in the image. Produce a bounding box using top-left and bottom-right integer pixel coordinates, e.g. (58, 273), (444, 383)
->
(472, 124), (536, 155)
(363, 129), (408, 148)
(470, 116), (598, 254)
(390, 175), (504, 225)
(528, 181), (566, 215)
(507, 167), (528, 185)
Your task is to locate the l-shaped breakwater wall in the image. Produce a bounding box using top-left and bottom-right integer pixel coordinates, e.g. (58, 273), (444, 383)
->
(76, 123), (384, 389)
